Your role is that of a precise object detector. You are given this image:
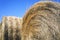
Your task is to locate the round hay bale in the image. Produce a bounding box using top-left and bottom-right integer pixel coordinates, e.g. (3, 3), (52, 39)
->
(22, 1), (60, 40)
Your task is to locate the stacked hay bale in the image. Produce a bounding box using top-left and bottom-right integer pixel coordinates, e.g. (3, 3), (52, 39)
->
(22, 1), (60, 40)
(1, 16), (22, 40)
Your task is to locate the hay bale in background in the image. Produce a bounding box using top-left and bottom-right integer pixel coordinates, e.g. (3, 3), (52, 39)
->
(1, 16), (22, 40)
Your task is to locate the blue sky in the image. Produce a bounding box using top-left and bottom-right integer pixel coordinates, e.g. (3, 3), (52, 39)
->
(0, 0), (60, 21)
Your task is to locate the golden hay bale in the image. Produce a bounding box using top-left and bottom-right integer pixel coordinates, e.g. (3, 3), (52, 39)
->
(22, 1), (60, 40)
